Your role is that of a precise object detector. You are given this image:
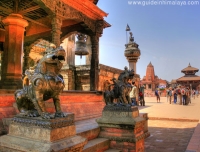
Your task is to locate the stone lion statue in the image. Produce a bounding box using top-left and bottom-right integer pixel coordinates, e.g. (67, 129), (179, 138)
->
(104, 67), (134, 106)
(15, 45), (67, 119)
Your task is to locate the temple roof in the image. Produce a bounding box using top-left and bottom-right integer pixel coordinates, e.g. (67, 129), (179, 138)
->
(62, 0), (108, 20)
(0, 0), (110, 32)
(147, 62), (153, 67)
(176, 76), (200, 81)
(181, 63), (199, 72)
(89, 0), (99, 4)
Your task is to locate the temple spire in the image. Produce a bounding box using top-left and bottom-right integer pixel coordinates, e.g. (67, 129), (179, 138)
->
(148, 62), (153, 66)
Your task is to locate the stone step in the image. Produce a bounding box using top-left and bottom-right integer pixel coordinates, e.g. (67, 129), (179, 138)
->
(76, 118), (100, 141)
(104, 149), (122, 152)
(83, 138), (110, 152)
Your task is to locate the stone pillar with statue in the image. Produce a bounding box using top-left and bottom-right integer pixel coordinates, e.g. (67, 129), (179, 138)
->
(98, 67), (150, 151)
(124, 26), (141, 106)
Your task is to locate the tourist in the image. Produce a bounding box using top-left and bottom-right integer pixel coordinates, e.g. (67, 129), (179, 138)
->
(129, 81), (137, 106)
(166, 87), (169, 102)
(168, 87), (172, 104)
(139, 85), (145, 106)
(189, 86), (192, 104)
(173, 88), (177, 104)
(181, 86), (187, 105)
(185, 87), (191, 105)
(177, 85), (182, 105)
(176, 85), (181, 104)
(192, 89), (195, 99)
(171, 88), (174, 103)
(155, 87), (160, 103)
(195, 90), (199, 98)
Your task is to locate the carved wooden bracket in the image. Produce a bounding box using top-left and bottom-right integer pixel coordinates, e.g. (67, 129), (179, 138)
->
(95, 20), (104, 36)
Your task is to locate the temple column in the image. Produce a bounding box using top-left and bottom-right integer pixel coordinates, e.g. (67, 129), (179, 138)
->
(89, 20), (104, 91)
(90, 34), (100, 91)
(128, 57), (138, 74)
(86, 36), (92, 65)
(1, 14), (28, 89)
(51, 15), (62, 47)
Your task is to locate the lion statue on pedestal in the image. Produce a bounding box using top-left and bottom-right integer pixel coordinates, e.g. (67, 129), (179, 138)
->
(104, 67), (134, 106)
(15, 45), (67, 119)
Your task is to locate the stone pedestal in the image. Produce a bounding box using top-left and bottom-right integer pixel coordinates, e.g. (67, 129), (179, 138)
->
(96, 106), (149, 152)
(0, 113), (87, 152)
(0, 14), (28, 89)
(139, 113), (150, 139)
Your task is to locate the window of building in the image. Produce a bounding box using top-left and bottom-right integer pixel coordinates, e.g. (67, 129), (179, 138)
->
(148, 84), (151, 89)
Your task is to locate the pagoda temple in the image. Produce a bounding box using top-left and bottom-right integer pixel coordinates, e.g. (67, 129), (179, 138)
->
(176, 63), (200, 89)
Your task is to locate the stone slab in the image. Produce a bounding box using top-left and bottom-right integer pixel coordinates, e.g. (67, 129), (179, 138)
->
(7, 113), (76, 142)
(96, 106), (145, 125)
(9, 123), (76, 142)
(0, 134), (87, 152)
(83, 138), (110, 152)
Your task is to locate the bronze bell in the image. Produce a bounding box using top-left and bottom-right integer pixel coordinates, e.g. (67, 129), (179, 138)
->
(75, 33), (89, 58)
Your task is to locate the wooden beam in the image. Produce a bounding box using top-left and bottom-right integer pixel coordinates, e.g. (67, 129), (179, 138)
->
(0, 6), (13, 14)
(19, 6), (41, 14)
(23, 16), (51, 28)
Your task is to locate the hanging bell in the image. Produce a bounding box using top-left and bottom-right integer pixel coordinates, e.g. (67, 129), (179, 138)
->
(75, 33), (89, 58)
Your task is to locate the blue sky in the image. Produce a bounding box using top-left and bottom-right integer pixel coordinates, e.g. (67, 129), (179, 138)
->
(95, 0), (200, 81)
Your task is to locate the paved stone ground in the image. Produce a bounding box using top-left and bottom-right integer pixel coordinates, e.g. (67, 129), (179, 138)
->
(145, 120), (197, 152)
(138, 97), (200, 120)
(139, 96), (200, 152)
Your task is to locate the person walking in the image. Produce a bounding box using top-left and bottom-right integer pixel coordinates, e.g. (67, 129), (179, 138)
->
(168, 87), (172, 104)
(139, 85), (145, 106)
(185, 87), (190, 105)
(181, 86), (187, 105)
(166, 88), (169, 102)
(173, 88), (177, 104)
(129, 81), (137, 106)
(193, 89), (196, 99)
(195, 90), (199, 98)
(155, 87), (160, 103)
(177, 85), (182, 105)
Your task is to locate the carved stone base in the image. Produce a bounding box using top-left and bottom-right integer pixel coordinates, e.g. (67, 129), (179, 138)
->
(96, 105), (148, 152)
(0, 113), (87, 152)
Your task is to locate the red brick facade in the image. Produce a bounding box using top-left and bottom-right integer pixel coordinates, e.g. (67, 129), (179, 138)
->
(141, 62), (167, 96)
(0, 91), (105, 123)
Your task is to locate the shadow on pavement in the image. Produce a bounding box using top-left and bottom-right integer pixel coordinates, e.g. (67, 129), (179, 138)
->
(138, 105), (151, 110)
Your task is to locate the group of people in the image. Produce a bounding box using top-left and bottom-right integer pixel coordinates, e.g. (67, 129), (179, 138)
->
(155, 85), (199, 105)
(129, 81), (145, 106)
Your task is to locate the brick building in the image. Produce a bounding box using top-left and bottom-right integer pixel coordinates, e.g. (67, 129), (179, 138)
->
(141, 62), (167, 96)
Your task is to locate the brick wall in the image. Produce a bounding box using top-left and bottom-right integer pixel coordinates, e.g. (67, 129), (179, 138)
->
(0, 90), (105, 122)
